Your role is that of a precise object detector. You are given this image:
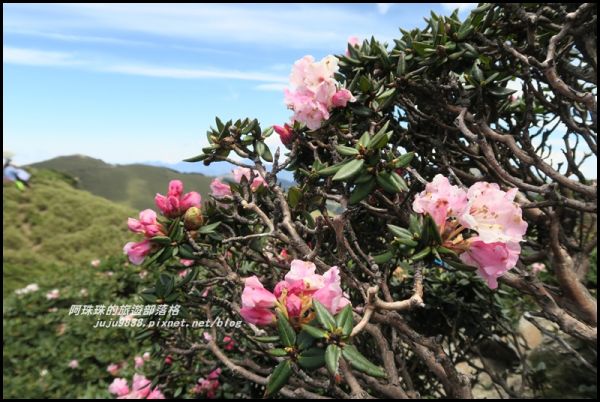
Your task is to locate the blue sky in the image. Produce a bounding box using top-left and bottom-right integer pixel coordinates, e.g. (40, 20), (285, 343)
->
(4, 3), (479, 168)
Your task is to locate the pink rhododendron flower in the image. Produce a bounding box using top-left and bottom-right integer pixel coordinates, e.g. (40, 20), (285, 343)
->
(46, 289), (60, 300)
(91, 259), (101, 267)
(68, 359), (79, 369)
(127, 209), (164, 238)
(412, 174), (468, 229)
(129, 374), (152, 399)
(460, 239), (521, 289)
(134, 356), (145, 369)
(123, 239), (153, 265)
(143, 352), (151, 361)
(232, 167), (267, 191)
(531, 262), (546, 274)
(284, 259), (326, 290)
(210, 178), (232, 198)
(273, 123), (294, 146)
(203, 332), (213, 342)
(412, 175), (528, 289)
(165, 355), (173, 365)
(180, 258), (194, 267)
(194, 368), (221, 398)
(155, 179), (201, 217)
(285, 55), (355, 130)
(108, 378), (130, 397)
(240, 276), (277, 325)
(313, 267), (351, 313)
(331, 89), (356, 108)
(146, 389), (165, 399)
(459, 182), (528, 243)
(107, 363), (120, 376)
(222, 336), (235, 351)
(240, 260), (351, 326)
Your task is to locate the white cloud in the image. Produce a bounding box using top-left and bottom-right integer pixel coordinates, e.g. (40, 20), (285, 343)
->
(377, 3), (393, 15)
(4, 3), (396, 51)
(4, 46), (287, 83)
(254, 83), (288, 92)
(104, 64), (287, 82)
(441, 3), (477, 13)
(3, 47), (80, 66)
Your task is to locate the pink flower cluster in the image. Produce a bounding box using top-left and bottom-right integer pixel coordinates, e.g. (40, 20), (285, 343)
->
(412, 175), (528, 289)
(124, 209), (164, 265)
(124, 180), (201, 265)
(283, 55), (356, 130)
(222, 336), (235, 351)
(240, 259), (350, 326)
(210, 167), (267, 198)
(108, 374), (165, 399)
(192, 368), (221, 398)
(155, 179), (201, 218)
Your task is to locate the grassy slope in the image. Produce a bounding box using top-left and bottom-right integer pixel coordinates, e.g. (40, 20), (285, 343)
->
(3, 169), (137, 294)
(29, 155), (214, 211)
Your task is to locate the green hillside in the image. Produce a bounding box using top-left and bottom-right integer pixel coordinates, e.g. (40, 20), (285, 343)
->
(3, 168), (137, 294)
(29, 155), (214, 211)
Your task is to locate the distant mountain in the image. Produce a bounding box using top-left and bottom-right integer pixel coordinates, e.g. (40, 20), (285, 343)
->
(142, 160), (297, 186)
(29, 155), (214, 211)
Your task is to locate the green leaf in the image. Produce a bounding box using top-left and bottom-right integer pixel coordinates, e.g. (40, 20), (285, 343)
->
(276, 311), (296, 347)
(198, 221), (221, 234)
(489, 87), (518, 97)
(178, 243), (196, 259)
(412, 246), (431, 261)
(349, 180), (376, 204)
(150, 236), (172, 245)
(390, 171), (409, 191)
(376, 171), (404, 193)
(332, 159), (364, 182)
(318, 162), (345, 176)
(288, 186), (302, 209)
(183, 154), (208, 163)
(387, 224), (413, 239)
(265, 360), (292, 397)
(251, 335), (281, 343)
(156, 273), (175, 297)
(256, 141), (273, 162)
(372, 250), (393, 264)
(471, 60), (484, 83)
(301, 324), (328, 339)
(267, 348), (289, 357)
(298, 347), (326, 370)
(313, 300), (336, 331)
(358, 131), (370, 147)
(394, 152), (415, 168)
(424, 214), (442, 245)
(368, 122), (391, 150)
(325, 344), (342, 376)
(296, 330), (316, 350)
(335, 145), (360, 156)
(342, 345), (386, 378)
(396, 51), (406, 75)
(335, 305), (354, 336)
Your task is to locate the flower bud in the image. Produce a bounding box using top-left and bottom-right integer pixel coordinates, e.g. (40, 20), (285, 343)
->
(184, 206), (204, 230)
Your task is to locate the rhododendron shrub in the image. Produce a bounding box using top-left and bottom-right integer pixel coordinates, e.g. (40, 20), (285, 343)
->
(123, 4), (596, 399)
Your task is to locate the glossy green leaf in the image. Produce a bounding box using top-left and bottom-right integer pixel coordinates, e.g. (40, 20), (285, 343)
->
(342, 345), (387, 378)
(332, 159), (364, 182)
(276, 311), (296, 347)
(265, 360), (292, 397)
(313, 300), (336, 331)
(325, 344), (342, 376)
